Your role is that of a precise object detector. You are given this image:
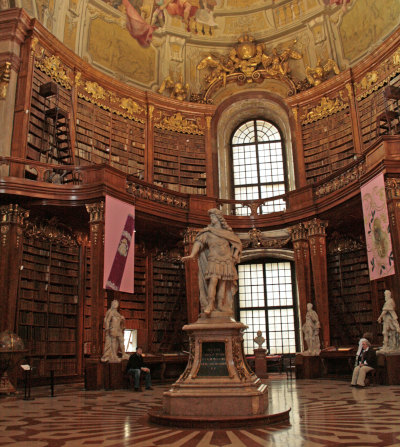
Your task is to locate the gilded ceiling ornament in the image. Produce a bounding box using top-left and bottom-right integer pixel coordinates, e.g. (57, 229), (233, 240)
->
(305, 58), (340, 87)
(393, 48), (400, 66)
(301, 93), (348, 124)
(155, 112), (204, 135)
(35, 54), (72, 90)
(0, 62), (11, 100)
(194, 34), (302, 102)
(158, 75), (189, 101)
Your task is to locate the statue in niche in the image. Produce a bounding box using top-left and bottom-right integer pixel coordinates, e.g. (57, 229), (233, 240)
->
(101, 300), (129, 362)
(254, 330), (266, 349)
(305, 58), (340, 87)
(302, 303), (321, 356)
(377, 290), (400, 353)
(182, 208), (242, 317)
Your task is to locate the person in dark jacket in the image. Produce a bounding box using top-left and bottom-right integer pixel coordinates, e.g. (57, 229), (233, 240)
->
(351, 339), (377, 387)
(126, 347), (152, 391)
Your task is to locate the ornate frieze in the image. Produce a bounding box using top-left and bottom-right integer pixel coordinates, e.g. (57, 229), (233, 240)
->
(126, 182), (188, 209)
(314, 160), (365, 198)
(355, 47), (400, 100)
(24, 217), (78, 247)
(154, 112), (204, 135)
(0, 62), (11, 100)
(301, 93), (348, 124)
(327, 232), (365, 255)
(242, 227), (291, 249)
(76, 75), (146, 123)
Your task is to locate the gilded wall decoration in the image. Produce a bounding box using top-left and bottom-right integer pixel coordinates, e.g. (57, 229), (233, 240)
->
(76, 77), (146, 123)
(154, 112), (204, 135)
(158, 75), (189, 101)
(33, 48), (73, 90)
(242, 227), (291, 250)
(339, 0), (400, 62)
(301, 93), (348, 124)
(194, 34), (303, 102)
(327, 232), (365, 255)
(87, 17), (156, 84)
(0, 62), (11, 100)
(305, 59), (340, 86)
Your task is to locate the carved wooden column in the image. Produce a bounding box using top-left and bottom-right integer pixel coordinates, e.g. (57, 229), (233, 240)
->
(183, 227), (200, 324)
(306, 218), (330, 348)
(145, 104), (155, 183)
(291, 107), (307, 188)
(204, 115), (215, 197)
(345, 82), (363, 155)
(145, 248), (154, 352)
(385, 178), (400, 310)
(0, 204), (28, 332)
(85, 201), (105, 359)
(291, 222), (312, 325)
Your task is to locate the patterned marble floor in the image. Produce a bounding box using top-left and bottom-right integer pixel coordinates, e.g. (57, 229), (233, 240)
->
(1, 376), (400, 447)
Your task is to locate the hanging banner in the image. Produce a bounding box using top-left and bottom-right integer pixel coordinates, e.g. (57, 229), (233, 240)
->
(361, 173), (395, 280)
(104, 195), (135, 293)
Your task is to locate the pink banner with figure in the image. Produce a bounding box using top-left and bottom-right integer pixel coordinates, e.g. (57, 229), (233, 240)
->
(361, 173), (395, 280)
(104, 195), (135, 293)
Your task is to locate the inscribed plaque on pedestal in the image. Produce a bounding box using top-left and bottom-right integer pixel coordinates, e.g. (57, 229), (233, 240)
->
(361, 173), (394, 280)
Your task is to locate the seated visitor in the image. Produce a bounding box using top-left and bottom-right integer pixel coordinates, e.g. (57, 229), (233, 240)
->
(351, 339), (377, 387)
(126, 347), (153, 391)
(354, 331), (373, 367)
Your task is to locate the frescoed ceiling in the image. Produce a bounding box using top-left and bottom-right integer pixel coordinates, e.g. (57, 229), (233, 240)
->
(3, 0), (400, 102)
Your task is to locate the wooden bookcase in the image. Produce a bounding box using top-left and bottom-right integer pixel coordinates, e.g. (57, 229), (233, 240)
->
(357, 73), (400, 149)
(153, 129), (206, 194)
(27, 68), (72, 165)
(17, 236), (80, 378)
(327, 247), (373, 346)
(302, 109), (354, 184)
(151, 259), (187, 352)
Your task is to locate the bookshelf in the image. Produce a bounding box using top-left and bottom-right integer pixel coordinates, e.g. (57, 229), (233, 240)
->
(153, 129), (206, 194)
(17, 236), (80, 378)
(327, 247), (373, 346)
(151, 259), (187, 352)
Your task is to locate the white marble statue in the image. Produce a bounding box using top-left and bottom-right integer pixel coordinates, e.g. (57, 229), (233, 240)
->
(377, 290), (400, 353)
(182, 208), (242, 317)
(101, 300), (129, 362)
(302, 302), (321, 356)
(254, 330), (266, 349)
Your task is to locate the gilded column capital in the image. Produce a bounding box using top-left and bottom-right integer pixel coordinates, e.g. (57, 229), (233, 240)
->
(290, 222), (308, 241)
(86, 201), (105, 223)
(183, 227), (198, 245)
(385, 177), (400, 200)
(205, 115), (212, 130)
(0, 204), (29, 225)
(304, 218), (328, 237)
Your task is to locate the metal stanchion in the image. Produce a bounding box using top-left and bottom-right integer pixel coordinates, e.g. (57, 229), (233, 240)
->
(23, 367), (34, 401)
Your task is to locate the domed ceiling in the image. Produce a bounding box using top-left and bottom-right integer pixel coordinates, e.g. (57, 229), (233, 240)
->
(5, 0), (400, 102)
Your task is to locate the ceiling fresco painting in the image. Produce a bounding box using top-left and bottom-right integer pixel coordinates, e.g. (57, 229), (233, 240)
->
(1, 0), (399, 102)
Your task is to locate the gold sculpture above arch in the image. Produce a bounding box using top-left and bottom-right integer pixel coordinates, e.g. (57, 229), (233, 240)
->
(193, 34), (303, 103)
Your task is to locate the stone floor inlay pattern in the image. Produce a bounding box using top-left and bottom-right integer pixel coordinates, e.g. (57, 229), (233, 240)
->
(1, 377), (400, 446)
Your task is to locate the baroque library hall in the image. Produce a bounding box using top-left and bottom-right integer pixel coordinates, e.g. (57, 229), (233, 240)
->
(1, 1), (400, 446)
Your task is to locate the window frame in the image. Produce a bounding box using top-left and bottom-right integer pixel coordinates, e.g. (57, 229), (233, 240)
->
(229, 118), (289, 213)
(235, 258), (301, 355)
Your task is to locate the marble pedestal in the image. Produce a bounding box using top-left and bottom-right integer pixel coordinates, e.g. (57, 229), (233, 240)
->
(162, 314), (268, 418)
(254, 348), (268, 379)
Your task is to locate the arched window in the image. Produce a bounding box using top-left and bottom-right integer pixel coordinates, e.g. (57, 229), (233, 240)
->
(231, 119), (287, 216)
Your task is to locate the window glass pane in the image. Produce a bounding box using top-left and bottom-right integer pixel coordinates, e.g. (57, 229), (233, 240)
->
(232, 121), (256, 144)
(256, 120), (280, 142)
(238, 261), (297, 356)
(260, 184), (286, 214)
